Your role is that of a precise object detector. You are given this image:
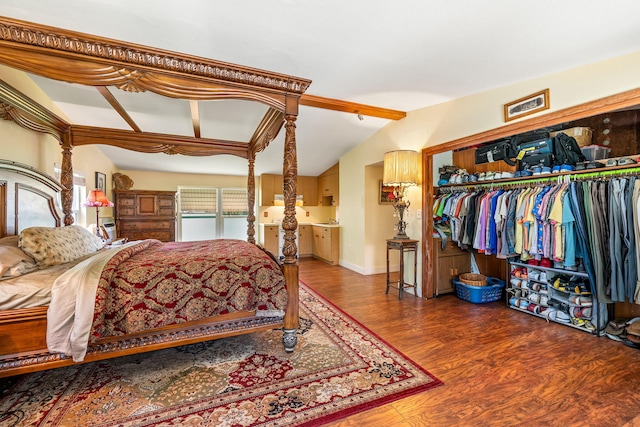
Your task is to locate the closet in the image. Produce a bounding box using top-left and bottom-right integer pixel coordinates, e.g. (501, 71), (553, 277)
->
(435, 167), (640, 333)
(422, 87), (640, 331)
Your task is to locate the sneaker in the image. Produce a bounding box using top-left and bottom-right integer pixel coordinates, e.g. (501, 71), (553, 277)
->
(478, 172), (486, 181)
(533, 167), (542, 175)
(617, 157), (637, 166)
(560, 164), (575, 172)
(552, 165), (561, 173)
(540, 258), (553, 268)
(494, 172), (502, 179)
(541, 166), (551, 174)
(501, 171), (515, 179)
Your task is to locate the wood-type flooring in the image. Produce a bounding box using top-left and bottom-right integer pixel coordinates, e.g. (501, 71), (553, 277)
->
(298, 258), (640, 427)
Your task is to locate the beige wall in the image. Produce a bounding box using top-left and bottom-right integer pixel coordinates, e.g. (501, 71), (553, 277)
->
(0, 65), (119, 228)
(340, 51), (640, 294)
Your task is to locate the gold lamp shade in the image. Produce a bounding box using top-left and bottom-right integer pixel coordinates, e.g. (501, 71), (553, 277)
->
(383, 150), (420, 187)
(382, 150), (420, 239)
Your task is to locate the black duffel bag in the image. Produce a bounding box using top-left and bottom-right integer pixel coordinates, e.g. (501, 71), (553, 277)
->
(475, 139), (517, 166)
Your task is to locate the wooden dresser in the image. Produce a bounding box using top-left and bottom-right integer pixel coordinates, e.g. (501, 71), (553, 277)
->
(114, 190), (176, 242)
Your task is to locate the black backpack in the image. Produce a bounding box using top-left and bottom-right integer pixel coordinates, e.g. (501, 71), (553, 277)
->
(553, 132), (586, 166)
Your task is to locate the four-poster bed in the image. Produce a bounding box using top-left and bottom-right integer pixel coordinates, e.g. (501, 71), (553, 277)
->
(0, 17), (309, 377)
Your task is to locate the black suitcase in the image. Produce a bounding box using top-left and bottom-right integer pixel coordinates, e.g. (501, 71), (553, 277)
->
(518, 153), (554, 171)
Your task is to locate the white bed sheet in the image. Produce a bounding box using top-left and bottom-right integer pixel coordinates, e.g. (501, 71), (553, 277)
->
(0, 250), (107, 311)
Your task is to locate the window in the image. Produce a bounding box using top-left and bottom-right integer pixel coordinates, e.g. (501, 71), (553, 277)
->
(222, 188), (249, 216)
(177, 187), (249, 241)
(54, 164), (86, 224)
(179, 188), (217, 213)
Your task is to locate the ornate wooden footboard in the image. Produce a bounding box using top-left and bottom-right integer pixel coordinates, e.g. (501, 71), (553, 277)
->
(0, 160), (299, 378)
(0, 280), (298, 378)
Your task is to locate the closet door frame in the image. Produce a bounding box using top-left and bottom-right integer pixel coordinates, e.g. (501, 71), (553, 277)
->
(421, 87), (640, 298)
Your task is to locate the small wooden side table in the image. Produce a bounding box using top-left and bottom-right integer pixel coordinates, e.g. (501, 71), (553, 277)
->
(386, 239), (419, 299)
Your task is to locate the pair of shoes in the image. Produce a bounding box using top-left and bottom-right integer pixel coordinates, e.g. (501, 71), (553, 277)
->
(606, 157), (637, 167)
(540, 258), (553, 268)
(509, 297), (529, 309)
(512, 267), (528, 278)
(575, 161), (606, 170)
(529, 292), (540, 304)
(569, 295), (593, 306)
(571, 306), (592, 318)
(544, 308), (571, 323)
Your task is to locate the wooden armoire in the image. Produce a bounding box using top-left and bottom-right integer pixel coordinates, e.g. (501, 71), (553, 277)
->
(114, 190), (176, 242)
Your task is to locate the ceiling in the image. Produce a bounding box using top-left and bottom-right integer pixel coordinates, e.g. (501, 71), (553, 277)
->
(3, 1), (640, 177)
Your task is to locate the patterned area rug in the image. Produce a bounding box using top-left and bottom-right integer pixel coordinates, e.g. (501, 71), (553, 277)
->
(0, 282), (442, 426)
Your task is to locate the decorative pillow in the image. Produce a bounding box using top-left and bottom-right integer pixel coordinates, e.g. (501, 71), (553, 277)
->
(0, 245), (37, 277)
(19, 225), (104, 267)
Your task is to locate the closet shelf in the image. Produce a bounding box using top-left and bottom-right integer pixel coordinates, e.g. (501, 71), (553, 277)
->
(508, 305), (595, 333)
(510, 261), (589, 278)
(438, 164), (640, 189)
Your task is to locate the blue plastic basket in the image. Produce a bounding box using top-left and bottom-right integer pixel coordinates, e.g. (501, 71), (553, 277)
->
(454, 277), (504, 304)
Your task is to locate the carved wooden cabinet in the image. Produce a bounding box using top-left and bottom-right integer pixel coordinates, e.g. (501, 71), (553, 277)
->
(432, 238), (471, 296)
(114, 190), (176, 242)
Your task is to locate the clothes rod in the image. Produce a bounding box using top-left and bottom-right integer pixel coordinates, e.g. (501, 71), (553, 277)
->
(438, 166), (640, 192)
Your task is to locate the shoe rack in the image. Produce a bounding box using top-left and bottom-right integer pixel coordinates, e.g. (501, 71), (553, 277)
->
(507, 259), (598, 334)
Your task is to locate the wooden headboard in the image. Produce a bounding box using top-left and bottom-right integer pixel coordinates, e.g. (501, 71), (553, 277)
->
(0, 160), (63, 237)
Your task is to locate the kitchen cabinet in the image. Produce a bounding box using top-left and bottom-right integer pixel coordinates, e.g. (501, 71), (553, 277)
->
(299, 176), (317, 206)
(260, 174), (283, 206)
(114, 190), (176, 242)
(317, 163), (339, 206)
(298, 224), (313, 256)
(260, 174), (317, 206)
(261, 224), (279, 256)
(312, 225), (339, 265)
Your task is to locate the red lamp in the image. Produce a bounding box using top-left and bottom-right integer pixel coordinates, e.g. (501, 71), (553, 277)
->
(83, 189), (114, 237)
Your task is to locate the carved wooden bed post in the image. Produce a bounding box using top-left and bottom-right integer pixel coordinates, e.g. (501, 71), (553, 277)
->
(60, 131), (74, 225)
(281, 104), (300, 352)
(247, 150), (256, 245)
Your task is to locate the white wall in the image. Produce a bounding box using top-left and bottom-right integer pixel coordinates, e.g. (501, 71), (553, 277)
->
(339, 51), (640, 282)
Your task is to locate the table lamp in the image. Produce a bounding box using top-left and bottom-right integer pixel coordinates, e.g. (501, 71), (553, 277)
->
(383, 150), (420, 239)
(83, 189), (114, 237)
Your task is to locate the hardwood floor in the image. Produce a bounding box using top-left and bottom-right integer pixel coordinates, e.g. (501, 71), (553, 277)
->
(298, 258), (640, 427)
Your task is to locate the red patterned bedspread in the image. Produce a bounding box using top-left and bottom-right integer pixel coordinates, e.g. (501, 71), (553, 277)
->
(90, 239), (287, 341)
